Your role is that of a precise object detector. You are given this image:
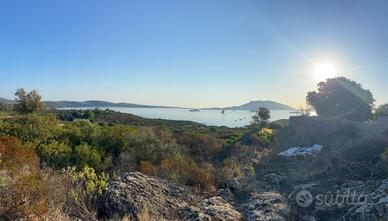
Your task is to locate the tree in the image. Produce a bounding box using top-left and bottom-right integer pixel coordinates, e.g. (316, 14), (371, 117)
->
(14, 88), (44, 114)
(376, 104), (388, 117)
(307, 77), (374, 121)
(251, 107), (271, 129)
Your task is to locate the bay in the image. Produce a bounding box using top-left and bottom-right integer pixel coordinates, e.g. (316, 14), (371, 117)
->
(61, 107), (293, 128)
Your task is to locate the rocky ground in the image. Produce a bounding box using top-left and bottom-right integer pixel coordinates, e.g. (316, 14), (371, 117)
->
(98, 172), (243, 221)
(98, 171), (387, 221)
(96, 117), (388, 221)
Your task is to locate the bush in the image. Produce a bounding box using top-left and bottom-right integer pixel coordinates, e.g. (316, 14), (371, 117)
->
(129, 127), (180, 165)
(37, 141), (72, 169)
(139, 161), (157, 175)
(61, 120), (98, 146)
(144, 154), (216, 192)
(65, 165), (108, 220)
(0, 114), (60, 144)
(177, 132), (224, 162)
(218, 158), (242, 182)
(96, 125), (137, 160)
(0, 137), (63, 220)
(73, 143), (103, 170)
(242, 129), (273, 148)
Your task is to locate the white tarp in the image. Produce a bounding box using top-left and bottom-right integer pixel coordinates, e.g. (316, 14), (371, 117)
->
(278, 144), (323, 157)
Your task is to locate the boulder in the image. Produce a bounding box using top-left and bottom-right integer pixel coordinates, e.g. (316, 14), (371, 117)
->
(339, 177), (388, 221)
(202, 196), (242, 221)
(98, 172), (242, 221)
(242, 192), (290, 221)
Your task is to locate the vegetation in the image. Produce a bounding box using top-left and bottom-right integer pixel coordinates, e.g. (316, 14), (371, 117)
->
(0, 88), (263, 219)
(376, 103), (388, 117)
(14, 88), (44, 114)
(0, 102), (12, 112)
(0, 137), (66, 220)
(0, 80), (387, 220)
(307, 77), (374, 121)
(251, 107), (271, 130)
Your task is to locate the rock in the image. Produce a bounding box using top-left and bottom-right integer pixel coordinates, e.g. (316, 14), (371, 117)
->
(290, 181), (353, 220)
(290, 178), (388, 221)
(181, 206), (211, 221)
(223, 178), (239, 191)
(218, 189), (234, 202)
(202, 197), (242, 221)
(264, 173), (286, 185)
(242, 192), (290, 221)
(99, 172), (242, 221)
(339, 177), (388, 221)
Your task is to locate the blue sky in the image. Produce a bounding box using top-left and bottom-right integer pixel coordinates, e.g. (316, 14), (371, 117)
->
(0, 0), (387, 108)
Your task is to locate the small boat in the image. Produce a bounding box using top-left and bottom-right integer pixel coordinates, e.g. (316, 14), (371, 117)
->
(221, 109), (225, 114)
(189, 109), (200, 112)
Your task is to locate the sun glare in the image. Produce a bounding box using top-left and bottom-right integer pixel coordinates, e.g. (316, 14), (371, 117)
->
(314, 63), (336, 83)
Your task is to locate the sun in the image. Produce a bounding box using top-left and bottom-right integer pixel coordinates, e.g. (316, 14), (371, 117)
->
(314, 63), (336, 82)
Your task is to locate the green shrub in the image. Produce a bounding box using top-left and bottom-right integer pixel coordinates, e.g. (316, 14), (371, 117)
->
(37, 141), (72, 169)
(0, 114), (60, 144)
(177, 132), (223, 162)
(65, 165), (108, 220)
(96, 125), (137, 159)
(218, 158), (242, 181)
(73, 143), (103, 170)
(129, 127), (180, 164)
(61, 120), (97, 146)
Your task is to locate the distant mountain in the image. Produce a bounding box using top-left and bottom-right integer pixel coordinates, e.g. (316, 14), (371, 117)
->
(229, 100), (295, 111)
(44, 100), (179, 109)
(3, 96), (295, 111)
(207, 100), (295, 111)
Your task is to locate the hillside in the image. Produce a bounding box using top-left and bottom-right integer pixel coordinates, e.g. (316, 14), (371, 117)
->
(36, 99), (294, 111)
(44, 100), (178, 109)
(206, 100), (295, 111)
(0, 97), (12, 103)
(228, 100), (295, 110)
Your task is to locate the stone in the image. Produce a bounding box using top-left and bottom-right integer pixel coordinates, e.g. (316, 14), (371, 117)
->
(340, 177), (388, 221)
(98, 172), (242, 221)
(242, 192), (290, 221)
